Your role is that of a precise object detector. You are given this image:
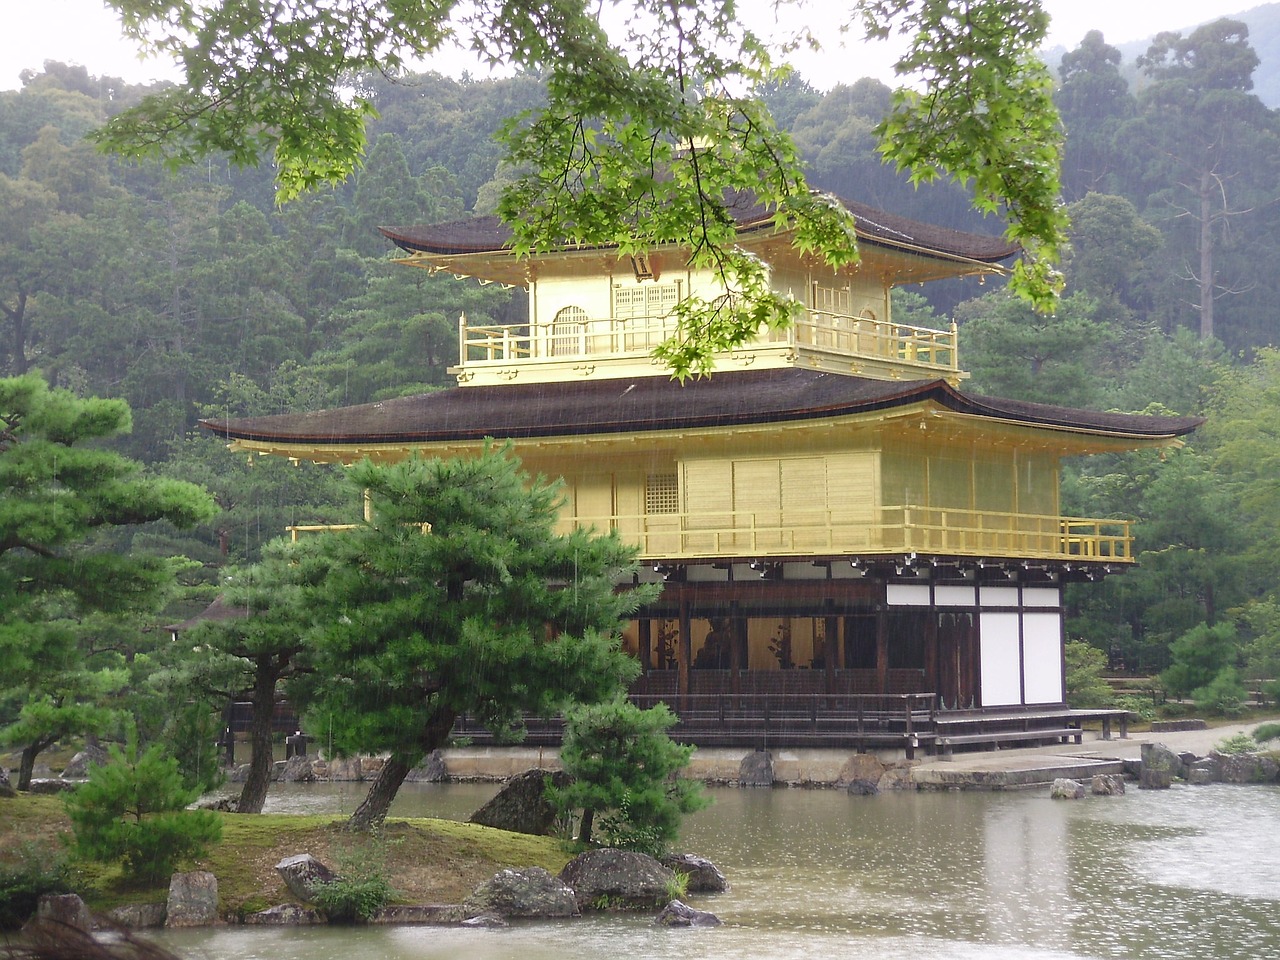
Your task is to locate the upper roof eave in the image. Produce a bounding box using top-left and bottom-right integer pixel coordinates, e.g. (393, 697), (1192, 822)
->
(377, 192), (1020, 271)
(200, 369), (1203, 450)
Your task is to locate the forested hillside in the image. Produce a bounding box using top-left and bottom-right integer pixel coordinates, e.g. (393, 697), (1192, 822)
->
(1, 14), (1278, 707)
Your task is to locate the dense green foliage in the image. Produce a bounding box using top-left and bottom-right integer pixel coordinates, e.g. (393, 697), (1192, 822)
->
(1064, 641), (1115, 710)
(552, 697), (708, 853)
(0, 841), (70, 930)
(63, 739), (222, 883)
(288, 445), (655, 828)
(311, 833), (398, 923)
(0, 374), (216, 788)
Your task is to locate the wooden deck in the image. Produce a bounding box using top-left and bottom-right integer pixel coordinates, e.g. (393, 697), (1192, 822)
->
(450, 686), (1130, 760)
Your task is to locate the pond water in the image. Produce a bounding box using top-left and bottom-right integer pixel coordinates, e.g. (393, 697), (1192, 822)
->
(159, 780), (1280, 960)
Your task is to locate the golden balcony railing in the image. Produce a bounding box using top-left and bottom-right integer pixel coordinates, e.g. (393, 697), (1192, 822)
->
(562, 505), (1132, 563)
(456, 310), (959, 374)
(285, 507), (1132, 563)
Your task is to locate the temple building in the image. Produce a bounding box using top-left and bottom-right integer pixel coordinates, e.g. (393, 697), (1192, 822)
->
(202, 192), (1199, 754)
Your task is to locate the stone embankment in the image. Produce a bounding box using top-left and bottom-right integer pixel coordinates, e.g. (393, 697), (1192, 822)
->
(29, 846), (729, 932)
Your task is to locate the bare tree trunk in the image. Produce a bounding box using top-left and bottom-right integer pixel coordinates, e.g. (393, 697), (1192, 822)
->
(17, 734), (55, 791)
(348, 753), (414, 831)
(237, 662), (278, 814)
(578, 807), (595, 845)
(1199, 172), (1215, 341)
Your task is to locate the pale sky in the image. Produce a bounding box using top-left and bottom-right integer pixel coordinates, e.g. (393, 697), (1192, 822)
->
(0, 0), (1258, 93)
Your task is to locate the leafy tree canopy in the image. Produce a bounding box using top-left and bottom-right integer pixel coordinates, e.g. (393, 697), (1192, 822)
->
(290, 444), (656, 829)
(95, 0), (1066, 375)
(0, 373), (217, 788)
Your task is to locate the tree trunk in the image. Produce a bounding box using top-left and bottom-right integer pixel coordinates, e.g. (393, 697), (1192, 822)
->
(348, 752), (414, 831)
(578, 807), (595, 845)
(17, 734), (55, 791)
(347, 710), (457, 831)
(237, 661), (279, 814)
(1199, 171), (1215, 341)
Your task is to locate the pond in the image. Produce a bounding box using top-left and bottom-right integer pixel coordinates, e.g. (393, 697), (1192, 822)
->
(158, 780), (1280, 960)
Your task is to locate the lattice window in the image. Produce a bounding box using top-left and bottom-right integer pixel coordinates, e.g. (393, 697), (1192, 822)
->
(645, 472), (680, 514)
(550, 305), (588, 356)
(614, 282), (680, 320)
(812, 283), (852, 315)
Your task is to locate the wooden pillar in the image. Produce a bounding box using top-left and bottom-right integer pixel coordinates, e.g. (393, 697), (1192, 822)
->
(638, 619), (652, 674)
(677, 599), (692, 699)
(824, 602), (838, 695)
(729, 601), (744, 700)
(924, 611), (938, 697)
(876, 605), (889, 694)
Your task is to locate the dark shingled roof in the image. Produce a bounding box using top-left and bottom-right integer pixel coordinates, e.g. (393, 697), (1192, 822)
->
(201, 369), (1202, 447)
(378, 192), (1021, 265)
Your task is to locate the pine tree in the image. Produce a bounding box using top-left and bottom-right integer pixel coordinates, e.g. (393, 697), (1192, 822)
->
(0, 374), (216, 788)
(292, 444), (655, 830)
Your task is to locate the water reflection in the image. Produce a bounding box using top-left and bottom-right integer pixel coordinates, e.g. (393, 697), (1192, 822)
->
(164, 782), (1280, 960)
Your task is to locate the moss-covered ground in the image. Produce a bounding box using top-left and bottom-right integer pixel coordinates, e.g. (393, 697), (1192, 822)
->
(0, 793), (572, 921)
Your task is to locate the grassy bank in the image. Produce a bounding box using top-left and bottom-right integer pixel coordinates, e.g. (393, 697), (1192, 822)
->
(0, 793), (572, 921)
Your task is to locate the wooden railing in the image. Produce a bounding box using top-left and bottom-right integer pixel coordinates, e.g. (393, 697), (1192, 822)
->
(451, 691), (939, 757)
(567, 505), (1133, 563)
(457, 310), (959, 374)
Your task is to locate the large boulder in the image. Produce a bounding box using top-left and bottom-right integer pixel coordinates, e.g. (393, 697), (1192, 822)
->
(165, 871), (219, 928)
(1091, 774), (1125, 796)
(469, 768), (570, 835)
(106, 902), (167, 929)
(244, 904), (324, 925)
(1141, 742), (1184, 781)
(462, 867), (578, 919)
(738, 750), (773, 787)
(1210, 751), (1280, 784)
(26, 779), (76, 795)
(275, 755), (316, 783)
(1049, 778), (1085, 799)
(838, 754), (886, 793)
(656, 899), (722, 927)
(33, 894), (93, 932)
(559, 849), (677, 911)
(61, 743), (110, 779)
(877, 761), (919, 792)
(275, 854), (338, 903)
(1139, 767), (1172, 790)
(320, 757), (373, 781)
(406, 750), (448, 783)
(660, 853), (729, 894)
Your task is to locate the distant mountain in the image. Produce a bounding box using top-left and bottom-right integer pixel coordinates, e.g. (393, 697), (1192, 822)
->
(1044, 2), (1280, 108)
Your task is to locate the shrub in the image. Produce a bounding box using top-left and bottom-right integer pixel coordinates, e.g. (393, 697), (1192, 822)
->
(312, 832), (398, 923)
(550, 696), (709, 853)
(0, 841), (71, 930)
(1064, 641), (1115, 709)
(1161, 623), (1240, 700)
(63, 739), (221, 885)
(1115, 694), (1157, 724)
(1252, 722), (1280, 744)
(1215, 732), (1258, 754)
(1192, 666), (1248, 718)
